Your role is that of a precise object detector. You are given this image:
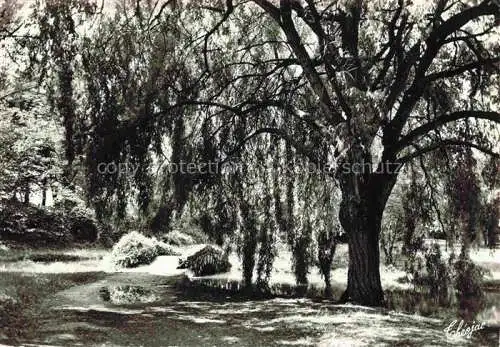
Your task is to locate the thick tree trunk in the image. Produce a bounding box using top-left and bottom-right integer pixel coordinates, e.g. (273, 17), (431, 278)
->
(340, 202), (384, 306)
(338, 157), (398, 306)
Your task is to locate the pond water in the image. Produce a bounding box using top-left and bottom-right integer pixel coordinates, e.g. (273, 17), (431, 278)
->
(0, 249), (498, 346)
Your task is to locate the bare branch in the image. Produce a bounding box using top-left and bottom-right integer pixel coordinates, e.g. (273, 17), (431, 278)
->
(253, 0), (281, 23)
(371, 0), (405, 90)
(425, 56), (500, 81)
(278, 0), (344, 125)
(394, 111), (500, 153)
(203, 0), (234, 72)
(384, 0), (499, 149)
(398, 139), (500, 164)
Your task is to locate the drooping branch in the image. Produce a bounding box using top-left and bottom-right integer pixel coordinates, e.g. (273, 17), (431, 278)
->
(222, 126), (332, 176)
(417, 155), (447, 241)
(398, 139), (500, 164)
(203, 0), (234, 72)
(425, 56), (500, 81)
(394, 111), (500, 154)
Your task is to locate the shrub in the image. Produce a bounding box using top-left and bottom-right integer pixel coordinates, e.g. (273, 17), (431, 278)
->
(424, 243), (452, 306)
(177, 245), (231, 276)
(99, 285), (158, 304)
(110, 231), (179, 268)
(170, 212), (210, 244)
(453, 251), (487, 318)
(68, 209), (99, 243)
(162, 230), (195, 246)
(406, 244), (452, 307)
(0, 199), (103, 247)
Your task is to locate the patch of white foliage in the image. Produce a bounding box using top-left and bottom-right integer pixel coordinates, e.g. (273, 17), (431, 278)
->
(110, 231), (179, 268)
(162, 230), (195, 246)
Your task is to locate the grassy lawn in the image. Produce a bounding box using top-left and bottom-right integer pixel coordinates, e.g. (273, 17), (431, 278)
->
(0, 271), (107, 342)
(0, 242), (498, 346)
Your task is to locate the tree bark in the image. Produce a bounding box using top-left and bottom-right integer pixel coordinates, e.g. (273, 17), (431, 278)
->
(41, 178), (48, 207)
(24, 183), (30, 205)
(241, 200), (258, 289)
(338, 158), (398, 306)
(318, 229), (337, 298)
(340, 202), (384, 306)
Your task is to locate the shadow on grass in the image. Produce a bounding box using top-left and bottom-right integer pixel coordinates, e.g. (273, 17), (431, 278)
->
(0, 253), (102, 263)
(0, 272), (107, 342)
(176, 277), (343, 303)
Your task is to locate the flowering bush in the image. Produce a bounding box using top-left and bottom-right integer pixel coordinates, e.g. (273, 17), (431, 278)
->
(110, 231), (179, 268)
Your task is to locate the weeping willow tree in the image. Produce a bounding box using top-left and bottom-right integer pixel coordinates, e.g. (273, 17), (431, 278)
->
(77, 1), (200, 223)
(65, 2), (338, 292)
(176, 0), (499, 306)
(383, 144), (499, 255)
(181, 115), (341, 292)
(32, 0), (500, 306)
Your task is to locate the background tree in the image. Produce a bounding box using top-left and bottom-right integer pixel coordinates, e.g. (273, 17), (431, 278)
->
(22, 0), (97, 184)
(0, 84), (62, 205)
(0, 0), (17, 40)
